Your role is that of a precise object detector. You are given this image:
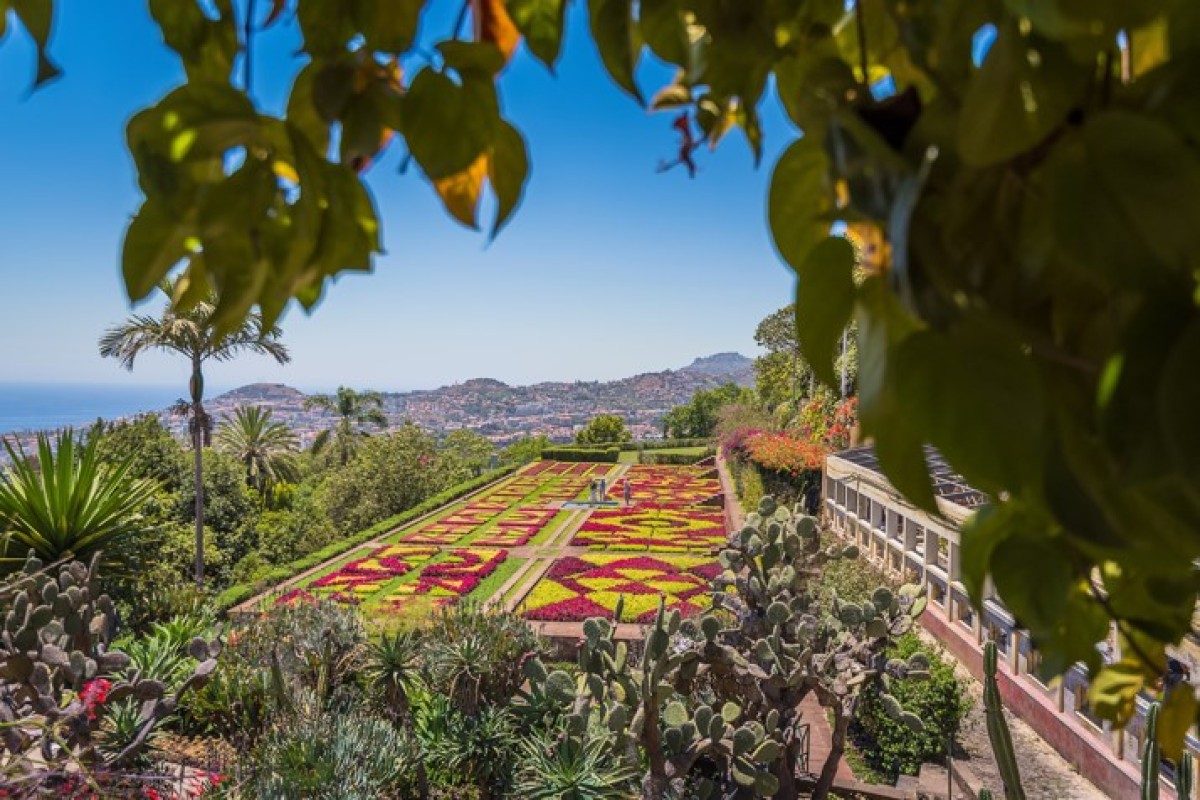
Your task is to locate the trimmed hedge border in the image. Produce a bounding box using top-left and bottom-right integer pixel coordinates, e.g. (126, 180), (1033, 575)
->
(214, 464), (519, 611)
(541, 447), (621, 462)
(619, 438), (713, 452)
(639, 448), (716, 465)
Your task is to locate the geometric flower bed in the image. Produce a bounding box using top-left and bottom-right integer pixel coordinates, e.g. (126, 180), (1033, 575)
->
(303, 544), (440, 603)
(571, 507), (727, 552)
(472, 506), (560, 547)
(609, 465), (721, 506)
(399, 524), (475, 545)
(385, 548), (508, 611)
(521, 553), (722, 623)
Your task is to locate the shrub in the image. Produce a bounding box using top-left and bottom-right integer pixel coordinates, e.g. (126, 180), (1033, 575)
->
(638, 448), (715, 465)
(541, 446), (620, 462)
(232, 692), (419, 799)
(852, 633), (969, 780)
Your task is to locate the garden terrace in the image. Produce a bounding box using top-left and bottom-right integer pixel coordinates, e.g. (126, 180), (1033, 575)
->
(232, 459), (733, 641)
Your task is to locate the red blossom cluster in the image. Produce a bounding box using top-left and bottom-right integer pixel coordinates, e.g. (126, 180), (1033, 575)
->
(723, 428), (828, 477)
(80, 678), (111, 721)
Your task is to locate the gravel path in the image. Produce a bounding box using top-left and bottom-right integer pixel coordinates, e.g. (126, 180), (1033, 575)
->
(951, 659), (1109, 799)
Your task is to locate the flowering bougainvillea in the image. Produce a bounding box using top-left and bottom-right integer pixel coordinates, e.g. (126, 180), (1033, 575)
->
(742, 432), (827, 477)
(572, 507), (727, 552)
(522, 554), (721, 623)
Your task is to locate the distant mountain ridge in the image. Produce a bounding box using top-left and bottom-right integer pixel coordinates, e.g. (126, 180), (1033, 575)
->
(205, 354), (754, 444)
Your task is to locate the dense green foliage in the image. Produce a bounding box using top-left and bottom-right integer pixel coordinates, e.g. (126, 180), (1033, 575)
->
(574, 414), (632, 445)
(662, 382), (751, 439)
(500, 433), (551, 465)
(853, 633), (969, 779)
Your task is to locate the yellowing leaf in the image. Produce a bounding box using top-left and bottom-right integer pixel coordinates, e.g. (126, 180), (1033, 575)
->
(473, 0), (520, 64)
(434, 153), (489, 229)
(1088, 658), (1149, 726)
(1157, 687), (1198, 761)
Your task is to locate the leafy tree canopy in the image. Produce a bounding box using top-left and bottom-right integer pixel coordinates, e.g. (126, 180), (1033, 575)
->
(662, 382), (751, 439)
(8, 0), (1200, 749)
(575, 414), (632, 445)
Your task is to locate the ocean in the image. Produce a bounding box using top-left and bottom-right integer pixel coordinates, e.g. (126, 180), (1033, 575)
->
(0, 383), (186, 435)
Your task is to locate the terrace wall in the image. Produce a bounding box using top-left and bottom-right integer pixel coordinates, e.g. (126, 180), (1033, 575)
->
(821, 453), (1194, 800)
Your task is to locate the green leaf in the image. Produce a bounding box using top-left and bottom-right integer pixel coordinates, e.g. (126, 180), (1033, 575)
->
(959, 505), (1006, 609)
(1005, 0), (1170, 42)
(640, 0), (688, 66)
(854, 276), (936, 512)
(1159, 318), (1200, 478)
(122, 200), (193, 302)
(1085, 111), (1200, 276)
(774, 50), (855, 139)
(297, 0), (355, 56)
(768, 138), (835, 271)
(794, 236), (855, 388)
(401, 68), (499, 180)
(989, 533), (1071, 634)
(352, 0), (423, 54)
(488, 121), (529, 239)
(309, 161), (381, 278)
(507, 0), (567, 70)
(204, 233), (265, 335)
(11, 0), (61, 87)
(956, 23), (1089, 166)
(893, 322), (1044, 495)
(1157, 686), (1198, 761)
(286, 62), (333, 157)
(1088, 657), (1151, 725)
(147, 0), (237, 84)
(589, 0), (644, 104)
(438, 40), (507, 76)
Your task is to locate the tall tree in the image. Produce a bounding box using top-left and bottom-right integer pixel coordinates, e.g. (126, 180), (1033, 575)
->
(0, 431), (159, 570)
(99, 282), (289, 588)
(304, 386), (389, 465)
(575, 415), (632, 445)
(216, 406), (300, 499)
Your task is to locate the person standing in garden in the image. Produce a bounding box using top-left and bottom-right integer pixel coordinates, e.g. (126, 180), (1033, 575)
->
(623, 477), (632, 507)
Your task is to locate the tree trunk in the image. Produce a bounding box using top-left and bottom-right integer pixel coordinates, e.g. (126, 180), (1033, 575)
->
(191, 361), (205, 589)
(812, 709), (850, 800)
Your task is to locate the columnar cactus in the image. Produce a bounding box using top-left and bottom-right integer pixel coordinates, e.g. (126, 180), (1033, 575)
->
(1177, 751), (1193, 800)
(983, 640), (1025, 800)
(1143, 702), (1161, 800)
(0, 551), (220, 775)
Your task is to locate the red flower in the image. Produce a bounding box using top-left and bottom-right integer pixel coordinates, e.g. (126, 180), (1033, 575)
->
(80, 678), (111, 720)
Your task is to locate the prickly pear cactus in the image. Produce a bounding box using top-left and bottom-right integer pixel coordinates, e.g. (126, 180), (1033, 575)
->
(523, 497), (931, 800)
(0, 552), (221, 771)
(525, 597), (785, 799)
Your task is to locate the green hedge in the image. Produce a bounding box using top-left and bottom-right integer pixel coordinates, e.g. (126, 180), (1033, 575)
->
(619, 438), (712, 452)
(540, 447), (621, 462)
(214, 465), (519, 611)
(639, 448), (716, 465)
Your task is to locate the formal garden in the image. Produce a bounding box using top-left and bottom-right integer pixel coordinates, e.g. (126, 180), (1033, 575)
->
(235, 460), (731, 633)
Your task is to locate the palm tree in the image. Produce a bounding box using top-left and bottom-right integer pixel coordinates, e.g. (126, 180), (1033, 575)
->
(99, 281), (290, 588)
(216, 406), (300, 499)
(0, 431), (159, 570)
(304, 386), (388, 464)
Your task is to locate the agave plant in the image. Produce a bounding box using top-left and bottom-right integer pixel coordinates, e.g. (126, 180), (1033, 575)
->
(366, 631), (429, 798)
(516, 733), (639, 800)
(0, 430), (159, 570)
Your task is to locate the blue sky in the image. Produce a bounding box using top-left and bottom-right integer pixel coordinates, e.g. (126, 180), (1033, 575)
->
(0, 1), (795, 393)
